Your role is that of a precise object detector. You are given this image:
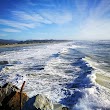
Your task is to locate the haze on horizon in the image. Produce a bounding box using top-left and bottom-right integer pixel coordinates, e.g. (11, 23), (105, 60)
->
(0, 0), (110, 40)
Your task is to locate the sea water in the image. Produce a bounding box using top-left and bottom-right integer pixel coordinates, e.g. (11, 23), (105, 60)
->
(0, 41), (110, 110)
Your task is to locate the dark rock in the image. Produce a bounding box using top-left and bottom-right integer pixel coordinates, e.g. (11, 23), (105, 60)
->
(0, 83), (69, 110)
(62, 107), (69, 110)
(0, 83), (28, 110)
(0, 61), (8, 65)
(7, 92), (28, 110)
(0, 83), (19, 106)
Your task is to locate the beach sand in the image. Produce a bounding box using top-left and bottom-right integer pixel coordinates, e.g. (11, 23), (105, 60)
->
(0, 43), (48, 48)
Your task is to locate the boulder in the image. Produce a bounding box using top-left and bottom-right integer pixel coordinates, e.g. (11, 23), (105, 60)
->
(0, 83), (19, 106)
(22, 94), (54, 110)
(0, 83), (69, 110)
(0, 83), (29, 110)
(8, 92), (28, 110)
(22, 94), (69, 110)
(33, 94), (53, 110)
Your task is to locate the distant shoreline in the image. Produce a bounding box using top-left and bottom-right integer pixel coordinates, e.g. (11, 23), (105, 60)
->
(0, 39), (71, 48)
(0, 43), (45, 48)
(0, 42), (69, 48)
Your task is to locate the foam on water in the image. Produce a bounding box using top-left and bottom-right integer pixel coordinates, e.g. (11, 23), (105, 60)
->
(73, 56), (110, 110)
(0, 42), (110, 109)
(83, 56), (110, 88)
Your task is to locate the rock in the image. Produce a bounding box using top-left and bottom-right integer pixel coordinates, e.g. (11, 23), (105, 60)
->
(0, 83), (19, 106)
(62, 107), (69, 110)
(22, 94), (69, 110)
(0, 82), (29, 110)
(1, 91), (28, 110)
(0, 83), (69, 110)
(8, 92), (28, 110)
(54, 103), (69, 110)
(0, 61), (8, 65)
(33, 94), (53, 110)
(22, 94), (54, 110)
(2, 82), (19, 92)
(54, 103), (62, 110)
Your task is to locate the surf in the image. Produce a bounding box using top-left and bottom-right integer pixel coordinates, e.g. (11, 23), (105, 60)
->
(0, 41), (110, 110)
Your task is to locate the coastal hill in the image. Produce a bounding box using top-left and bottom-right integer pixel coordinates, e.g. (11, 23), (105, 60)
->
(0, 39), (18, 45)
(0, 39), (70, 46)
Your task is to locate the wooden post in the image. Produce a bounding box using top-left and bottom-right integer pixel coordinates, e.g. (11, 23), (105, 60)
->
(20, 81), (26, 110)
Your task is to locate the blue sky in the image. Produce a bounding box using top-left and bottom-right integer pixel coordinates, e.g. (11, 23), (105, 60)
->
(0, 0), (110, 40)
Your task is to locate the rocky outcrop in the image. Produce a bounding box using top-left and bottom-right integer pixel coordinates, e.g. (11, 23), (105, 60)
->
(23, 94), (69, 110)
(0, 83), (29, 110)
(8, 92), (28, 110)
(22, 94), (53, 110)
(0, 83), (19, 105)
(0, 83), (69, 110)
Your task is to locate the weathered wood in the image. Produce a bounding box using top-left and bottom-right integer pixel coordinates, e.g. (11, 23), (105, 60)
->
(20, 81), (26, 110)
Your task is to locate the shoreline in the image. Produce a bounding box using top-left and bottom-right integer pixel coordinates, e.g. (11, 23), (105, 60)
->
(0, 43), (48, 48)
(0, 43), (56, 48)
(0, 41), (69, 48)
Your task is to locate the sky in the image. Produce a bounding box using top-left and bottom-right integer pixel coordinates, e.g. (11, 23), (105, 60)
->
(0, 0), (110, 40)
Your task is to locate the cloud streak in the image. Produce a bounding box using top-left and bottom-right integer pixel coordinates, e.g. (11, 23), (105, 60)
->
(74, 0), (110, 40)
(39, 10), (73, 24)
(12, 11), (52, 24)
(1, 28), (21, 32)
(0, 0), (110, 40)
(0, 19), (36, 30)
(91, 0), (110, 18)
(12, 10), (73, 25)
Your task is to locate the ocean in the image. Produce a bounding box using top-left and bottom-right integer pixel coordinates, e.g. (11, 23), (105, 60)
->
(0, 41), (110, 110)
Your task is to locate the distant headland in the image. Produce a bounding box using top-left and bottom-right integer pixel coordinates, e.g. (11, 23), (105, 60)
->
(0, 39), (71, 47)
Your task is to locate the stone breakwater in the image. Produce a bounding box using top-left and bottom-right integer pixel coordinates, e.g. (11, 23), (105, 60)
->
(0, 83), (69, 110)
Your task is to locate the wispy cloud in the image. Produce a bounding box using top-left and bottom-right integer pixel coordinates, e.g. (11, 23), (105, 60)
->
(75, 0), (89, 15)
(75, 0), (110, 40)
(27, 0), (55, 7)
(77, 19), (110, 40)
(74, 0), (110, 20)
(0, 19), (36, 30)
(39, 10), (73, 24)
(0, 34), (7, 37)
(91, 0), (110, 18)
(12, 10), (73, 25)
(0, 0), (110, 40)
(12, 11), (52, 24)
(1, 28), (21, 32)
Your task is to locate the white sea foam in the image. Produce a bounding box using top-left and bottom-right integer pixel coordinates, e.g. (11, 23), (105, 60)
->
(74, 56), (110, 110)
(0, 42), (110, 109)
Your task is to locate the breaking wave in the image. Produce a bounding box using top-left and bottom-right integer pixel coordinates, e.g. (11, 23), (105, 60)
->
(0, 41), (110, 110)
